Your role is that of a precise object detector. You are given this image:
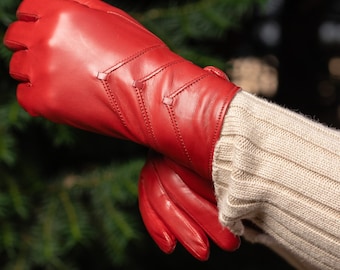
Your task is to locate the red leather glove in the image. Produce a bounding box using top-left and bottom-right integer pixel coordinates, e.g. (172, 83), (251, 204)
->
(4, 0), (240, 260)
(4, 0), (240, 179)
(139, 151), (240, 260)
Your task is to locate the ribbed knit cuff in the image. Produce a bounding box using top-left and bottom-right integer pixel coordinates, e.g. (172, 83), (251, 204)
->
(212, 91), (340, 270)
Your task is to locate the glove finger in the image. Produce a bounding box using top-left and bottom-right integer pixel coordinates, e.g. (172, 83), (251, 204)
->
(165, 156), (217, 203)
(16, 0), (87, 21)
(16, 0), (50, 21)
(138, 175), (177, 254)
(4, 21), (36, 51)
(142, 159), (210, 260)
(16, 80), (44, 117)
(9, 50), (31, 82)
(162, 174), (240, 251)
(156, 157), (240, 251)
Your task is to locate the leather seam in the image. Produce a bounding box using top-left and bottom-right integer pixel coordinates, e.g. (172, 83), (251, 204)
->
(162, 73), (214, 168)
(100, 79), (128, 128)
(103, 44), (166, 74)
(135, 58), (186, 83)
(164, 104), (193, 167)
(167, 73), (210, 98)
(134, 86), (159, 148)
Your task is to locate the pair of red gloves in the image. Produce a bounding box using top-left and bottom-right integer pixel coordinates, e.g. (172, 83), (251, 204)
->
(3, 0), (241, 260)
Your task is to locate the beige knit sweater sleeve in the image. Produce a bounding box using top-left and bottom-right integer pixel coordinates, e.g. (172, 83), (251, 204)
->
(212, 91), (340, 270)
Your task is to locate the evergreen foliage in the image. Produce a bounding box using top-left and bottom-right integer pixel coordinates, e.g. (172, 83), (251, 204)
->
(0, 0), (265, 269)
(132, 0), (265, 68)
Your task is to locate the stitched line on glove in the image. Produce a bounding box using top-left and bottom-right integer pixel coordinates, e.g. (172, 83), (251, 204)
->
(100, 79), (128, 129)
(134, 58), (186, 84)
(103, 44), (166, 74)
(134, 85), (159, 149)
(167, 73), (210, 99)
(161, 74), (212, 167)
(132, 58), (188, 149)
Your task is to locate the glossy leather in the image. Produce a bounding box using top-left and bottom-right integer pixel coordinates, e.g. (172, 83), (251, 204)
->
(4, 0), (240, 179)
(139, 151), (240, 260)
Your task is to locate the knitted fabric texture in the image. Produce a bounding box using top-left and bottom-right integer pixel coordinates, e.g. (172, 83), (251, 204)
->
(212, 91), (340, 270)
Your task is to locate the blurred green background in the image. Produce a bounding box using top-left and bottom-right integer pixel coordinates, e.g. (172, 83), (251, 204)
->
(0, 0), (339, 269)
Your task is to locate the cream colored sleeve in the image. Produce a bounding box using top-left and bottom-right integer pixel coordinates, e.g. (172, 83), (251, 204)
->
(212, 91), (340, 270)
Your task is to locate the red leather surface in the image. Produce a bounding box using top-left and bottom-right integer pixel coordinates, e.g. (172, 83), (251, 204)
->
(139, 151), (240, 260)
(4, 0), (240, 179)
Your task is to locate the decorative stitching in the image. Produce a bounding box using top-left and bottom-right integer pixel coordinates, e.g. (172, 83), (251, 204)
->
(97, 44), (168, 138)
(161, 73), (213, 166)
(165, 104), (193, 167)
(135, 58), (186, 83)
(100, 79), (128, 128)
(103, 44), (166, 74)
(167, 73), (210, 99)
(133, 86), (159, 149)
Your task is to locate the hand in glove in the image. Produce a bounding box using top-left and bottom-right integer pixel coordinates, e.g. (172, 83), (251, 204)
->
(3, 0), (240, 179)
(4, 0), (241, 260)
(139, 151), (240, 260)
